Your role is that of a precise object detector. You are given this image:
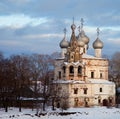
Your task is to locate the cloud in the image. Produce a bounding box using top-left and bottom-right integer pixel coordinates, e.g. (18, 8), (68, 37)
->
(8, 0), (31, 4)
(23, 33), (63, 39)
(0, 14), (48, 28)
(0, 0), (120, 57)
(108, 38), (120, 45)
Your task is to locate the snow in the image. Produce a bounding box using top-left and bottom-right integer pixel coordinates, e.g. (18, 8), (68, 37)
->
(53, 79), (114, 85)
(82, 54), (106, 60)
(88, 79), (114, 84)
(0, 107), (120, 119)
(53, 80), (85, 84)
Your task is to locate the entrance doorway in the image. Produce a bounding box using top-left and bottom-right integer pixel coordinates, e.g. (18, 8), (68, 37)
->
(103, 99), (108, 106)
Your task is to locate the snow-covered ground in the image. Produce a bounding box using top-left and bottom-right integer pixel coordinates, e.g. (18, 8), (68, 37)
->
(0, 106), (120, 119)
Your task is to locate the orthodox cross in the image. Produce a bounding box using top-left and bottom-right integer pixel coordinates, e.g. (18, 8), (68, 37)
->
(97, 28), (100, 38)
(73, 17), (74, 24)
(78, 26), (81, 33)
(80, 18), (84, 30)
(63, 28), (67, 35)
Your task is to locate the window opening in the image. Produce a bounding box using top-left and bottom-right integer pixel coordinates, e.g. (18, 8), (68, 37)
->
(100, 88), (102, 92)
(70, 66), (74, 73)
(74, 88), (78, 94)
(78, 66), (82, 74)
(91, 72), (94, 78)
(58, 71), (61, 79)
(63, 66), (66, 73)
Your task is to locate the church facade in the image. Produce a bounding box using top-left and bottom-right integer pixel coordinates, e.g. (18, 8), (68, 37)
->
(53, 19), (115, 108)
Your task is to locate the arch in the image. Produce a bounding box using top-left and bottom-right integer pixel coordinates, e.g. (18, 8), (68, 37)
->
(103, 99), (108, 106)
(69, 66), (74, 74)
(74, 97), (79, 107)
(63, 66), (66, 73)
(78, 66), (82, 74)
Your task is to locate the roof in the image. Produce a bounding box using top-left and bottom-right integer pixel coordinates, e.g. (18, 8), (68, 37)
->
(82, 54), (104, 59)
(53, 79), (115, 85)
(56, 54), (106, 60)
(88, 79), (115, 84)
(53, 80), (84, 84)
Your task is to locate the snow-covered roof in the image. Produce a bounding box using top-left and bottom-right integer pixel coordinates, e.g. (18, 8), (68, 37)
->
(20, 97), (44, 101)
(82, 54), (105, 59)
(88, 79), (115, 84)
(53, 79), (115, 85)
(56, 54), (106, 61)
(64, 61), (82, 66)
(53, 80), (85, 84)
(56, 57), (64, 60)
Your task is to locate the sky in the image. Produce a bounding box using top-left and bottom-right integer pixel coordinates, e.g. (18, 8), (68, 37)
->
(0, 0), (120, 57)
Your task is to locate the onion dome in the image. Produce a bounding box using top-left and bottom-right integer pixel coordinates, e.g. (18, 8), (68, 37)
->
(93, 28), (104, 49)
(59, 28), (69, 48)
(77, 34), (85, 47)
(78, 18), (89, 44)
(93, 38), (103, 49)
(81, 30), (89, 44)
(59, 38), (69, 48)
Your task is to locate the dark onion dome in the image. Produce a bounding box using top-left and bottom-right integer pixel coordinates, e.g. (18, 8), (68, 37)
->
(80, 30), (89, 44)
(59, 37), (69, 48)
(93, 38), (104, 49)
(77, 34), (85, 47)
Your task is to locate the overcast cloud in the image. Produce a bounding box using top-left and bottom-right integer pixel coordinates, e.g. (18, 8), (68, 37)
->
(0, 0), (120, 57)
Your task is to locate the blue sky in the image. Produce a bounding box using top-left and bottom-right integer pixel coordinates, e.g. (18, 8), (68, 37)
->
(0, 0), (120, 57)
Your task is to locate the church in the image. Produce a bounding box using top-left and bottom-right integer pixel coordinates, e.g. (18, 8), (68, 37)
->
(53, 19), (115, 108)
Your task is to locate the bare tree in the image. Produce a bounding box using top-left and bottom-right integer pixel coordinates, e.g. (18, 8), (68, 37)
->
(29, 54), (51, 112)
(109, 52), (120, 87)
(10, 54), (30, 111)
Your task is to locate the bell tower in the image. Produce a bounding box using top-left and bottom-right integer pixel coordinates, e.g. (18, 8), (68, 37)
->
(66, 19), (82, 62)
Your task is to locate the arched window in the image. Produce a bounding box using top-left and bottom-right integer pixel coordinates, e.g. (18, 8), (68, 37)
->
(69, 66), (74, 74)
(78, 66), (82, 74)
(100, 73), (102, 78)
(63, 66), (66, 73)
(91, 72), (94, 78)
(83, 48), (85, 53)
(74, 88), (78, 94)
(99, 88), (102, 92)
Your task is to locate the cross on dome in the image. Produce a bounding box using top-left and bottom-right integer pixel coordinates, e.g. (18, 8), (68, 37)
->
(63, 28), (67, 35)
(73, 17), (74, 24)
(78, 26), (81, 33)
(97, 28), (100, 38)
(80, 18), (84, 30)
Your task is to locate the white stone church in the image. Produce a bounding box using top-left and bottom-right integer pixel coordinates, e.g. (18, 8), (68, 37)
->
(53, 19), (115, 108)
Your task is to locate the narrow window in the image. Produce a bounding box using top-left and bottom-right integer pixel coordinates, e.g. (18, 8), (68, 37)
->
(83, 48), (85, 53)
(63, 66), (66, 73)
(84, 88), (88, 94)
(58, 71), (61, 79)
(100, 88), (102, 92)
(98, 99), (101, 103)
(78, 66), (82, 74)
(70, 66), (74, 73)
(74, 88), (78, 94)
(100, 73), (102, 78)
(91, 72), (94, 78)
